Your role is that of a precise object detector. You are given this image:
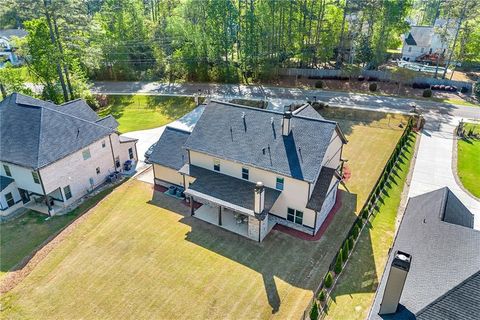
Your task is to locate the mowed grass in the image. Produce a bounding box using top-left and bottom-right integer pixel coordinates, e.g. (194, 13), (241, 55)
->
(457, 138), (480, 198)
(0, 185), (119, 279)
(325, 133), (417, 320)
(0, 108), (406, 319)
(319, 107), (409, 211)
(1, 181), (357, 319)
(97, 95), (197, 133)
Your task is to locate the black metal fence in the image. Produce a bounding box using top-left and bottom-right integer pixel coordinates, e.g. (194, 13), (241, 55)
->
(301, 117), (414, 320)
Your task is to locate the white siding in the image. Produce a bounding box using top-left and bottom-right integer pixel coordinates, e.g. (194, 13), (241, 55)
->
(0, 162), (43, 194)
(39, 134), (126, 206)
(153, 164), (184, 187)
(0, 180), (22, 216)
(189, 150), (317, 228)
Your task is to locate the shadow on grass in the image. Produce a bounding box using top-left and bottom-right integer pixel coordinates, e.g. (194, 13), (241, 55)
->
(149, 189), (362, 315)
(0, 183), (121, 275)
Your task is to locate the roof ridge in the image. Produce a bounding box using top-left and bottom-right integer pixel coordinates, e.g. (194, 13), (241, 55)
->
(165, 126), (191, 134)
(35, 105), (45, 168)
(59, 98), (84, 106)
(41, 104), (114, 131)
(209, 99), (284, 115)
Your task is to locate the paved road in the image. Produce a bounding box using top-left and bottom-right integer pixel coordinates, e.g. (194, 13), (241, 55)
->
(92, 81), (480, 121)
(108, 80), (480, 226)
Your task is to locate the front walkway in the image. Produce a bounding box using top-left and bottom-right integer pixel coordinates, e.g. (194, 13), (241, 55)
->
(408, 120), (480, 229)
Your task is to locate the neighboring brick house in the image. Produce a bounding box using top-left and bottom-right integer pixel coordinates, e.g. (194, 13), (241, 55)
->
(0, 93), (138, 216)
(150, 100), (347, 242)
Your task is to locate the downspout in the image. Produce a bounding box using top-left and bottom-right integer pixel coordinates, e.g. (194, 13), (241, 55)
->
(37, 170), (51, 216)
(108, 134), (116, 171)
(313, 210), (318, 236)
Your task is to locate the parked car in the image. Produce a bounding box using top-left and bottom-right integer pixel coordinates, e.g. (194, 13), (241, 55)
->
(144, 142), (157, 163)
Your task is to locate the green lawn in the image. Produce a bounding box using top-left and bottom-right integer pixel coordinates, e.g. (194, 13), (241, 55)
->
(1, 180), (358, 319)
(325, 132), (417, 320)
(97, 95), (197, 133)
(0, 186), (119, 279)
(0, 110), (406, 319)
(319, 108), (409, 211)
(457, 137), (480, 198)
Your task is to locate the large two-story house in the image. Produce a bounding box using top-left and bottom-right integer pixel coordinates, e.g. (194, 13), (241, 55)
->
(0, 93), (138, 217)
(150, 100), (347, 241)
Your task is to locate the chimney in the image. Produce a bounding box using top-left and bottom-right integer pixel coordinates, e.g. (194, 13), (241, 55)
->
(254, 182), (265, 214)
(282, 111), (292, 136)
(379, 251), (412, 315)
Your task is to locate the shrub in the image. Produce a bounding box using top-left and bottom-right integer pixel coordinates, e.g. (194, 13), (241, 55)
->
(362, 209), (369, 220)
(348, 236), (354, 250)
(324, 271), (334, 288)
(423, 89), (432, 97)
(369, 82), (378, 92)
(342, 241), (349, 261)
(334, 250), (343, 274)
(352, 224), (360, 239)
(474, 81), (480, 99)
(315, 80), (324, 88)
(310, 302), (319, 320)
(461, 86), (469, 94)
(318, 289), (326, 302)
(95, 94), (109, 109)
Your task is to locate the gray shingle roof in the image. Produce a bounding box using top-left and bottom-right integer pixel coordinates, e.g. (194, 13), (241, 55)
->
(184, 100), (340, 182)
(149, 127), (190, 170)
(306, 167), (338, 212)
(0, 175), (15, 191)
(187, 165), (281, 213)
(293, 104), (324, 120)
(0, 29), (27, 39)
(58, 99), (100, 122)
(369, 187), (480, 320)
(95, 115), (119, 130)
(0, 93), (115, 169)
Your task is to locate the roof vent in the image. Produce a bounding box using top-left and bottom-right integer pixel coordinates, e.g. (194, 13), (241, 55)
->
(270, 117), (274, 124)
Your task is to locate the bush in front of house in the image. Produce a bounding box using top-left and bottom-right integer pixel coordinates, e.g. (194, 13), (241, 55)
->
(362, 209), (369, 220)
(315, 80), (324, 88)
(369, 82), (378, 92)
(342, 241), (349, 261)
(334, 250), (343, 274)
(310, 302), (319, 320)
(324, 271), (334, 288)
(318, 289), (326, 302)
(461, 86), (469, 94)
(422, 89), (432, 98)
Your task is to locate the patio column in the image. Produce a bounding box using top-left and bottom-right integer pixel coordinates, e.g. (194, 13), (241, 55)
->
(190, 196), (194, 216)
(218, 206), (222, 226)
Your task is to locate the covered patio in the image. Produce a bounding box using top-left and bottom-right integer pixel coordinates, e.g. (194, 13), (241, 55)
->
(183, 165), (281, 241)
(194, 204), (249, 238)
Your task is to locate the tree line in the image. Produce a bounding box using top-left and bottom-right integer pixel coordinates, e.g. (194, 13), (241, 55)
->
(0, 0), (479, 104)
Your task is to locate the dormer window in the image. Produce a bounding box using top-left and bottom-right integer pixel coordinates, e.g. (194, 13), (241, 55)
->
(213, 159), (220, 172)
(276, 177), (284, 190)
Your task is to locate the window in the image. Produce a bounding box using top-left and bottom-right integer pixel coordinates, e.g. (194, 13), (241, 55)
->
(408, 46), (412, 52)
(31, 171), (40, 184)
(5, 192), (14, 207)
(242, 167), (249, 180)
(213, 159), (220, 171)
(3, 164), (11, 177)
(102, 140), (106, 148)
(128, 147), (134, 159)
(96, 167), (101, 175)
(287, 208), (303, 225)
(63, 185), (72, 200)
(82, 148), (91, 160)
(115, 156), (120, 168)
(420, 47), (424, 53)
(276, 177), (284, 190)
